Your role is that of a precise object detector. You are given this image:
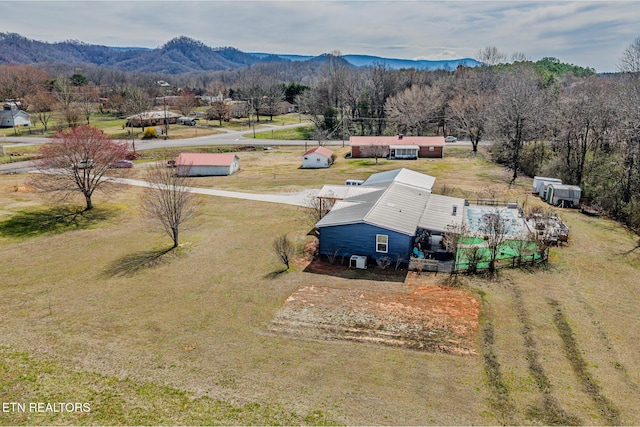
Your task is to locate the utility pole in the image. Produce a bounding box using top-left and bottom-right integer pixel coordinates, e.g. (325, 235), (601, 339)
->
(163, 95), (168, 140)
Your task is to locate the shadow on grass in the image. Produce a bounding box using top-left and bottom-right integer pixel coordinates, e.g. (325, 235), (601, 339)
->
(263, 268), (289, 280)
(0, 206), (114, 238)
(103, 247), (176, 278)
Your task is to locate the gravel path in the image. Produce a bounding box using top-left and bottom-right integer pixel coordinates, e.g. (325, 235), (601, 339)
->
(114, 177), (319, 207)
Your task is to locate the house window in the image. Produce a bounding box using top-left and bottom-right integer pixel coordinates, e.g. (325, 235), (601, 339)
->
(429, 146), (435, 152)
(376, 234), (389, 253)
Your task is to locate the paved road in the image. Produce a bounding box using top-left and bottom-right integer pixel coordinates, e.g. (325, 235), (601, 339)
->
(0, 159), (37, 174)
(1, 122), (346, 149)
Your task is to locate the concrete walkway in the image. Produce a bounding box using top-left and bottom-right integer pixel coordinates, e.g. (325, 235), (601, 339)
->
(115, 177), (320, 207)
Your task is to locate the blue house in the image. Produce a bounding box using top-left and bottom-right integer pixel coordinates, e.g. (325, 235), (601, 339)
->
(315, 169), (465, 264)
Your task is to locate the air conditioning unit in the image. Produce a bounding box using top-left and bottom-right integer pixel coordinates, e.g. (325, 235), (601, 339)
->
(350, 255), (367, 269)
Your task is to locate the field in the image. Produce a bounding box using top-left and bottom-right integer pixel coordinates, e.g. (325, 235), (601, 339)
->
(1, 146), (639, 425)
(0, 112), (309, 140)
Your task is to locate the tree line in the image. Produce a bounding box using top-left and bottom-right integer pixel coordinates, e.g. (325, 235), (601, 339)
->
(2, 39), (640, 230)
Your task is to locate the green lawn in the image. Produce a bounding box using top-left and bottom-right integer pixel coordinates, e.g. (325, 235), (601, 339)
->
(250, 125), (315, 140)
(0, 145), (40, 165)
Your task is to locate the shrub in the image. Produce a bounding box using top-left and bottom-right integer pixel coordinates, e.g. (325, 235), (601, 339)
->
(376, 256), (391, 270)
(142, 128), (157, 139)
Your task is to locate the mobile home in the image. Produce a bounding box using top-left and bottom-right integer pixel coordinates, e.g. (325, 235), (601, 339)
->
(545, 183), (581, 207)
(532, 176), (563, 198)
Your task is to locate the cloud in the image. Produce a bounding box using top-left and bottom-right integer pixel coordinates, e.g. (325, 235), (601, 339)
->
(1, 1), (638, 72)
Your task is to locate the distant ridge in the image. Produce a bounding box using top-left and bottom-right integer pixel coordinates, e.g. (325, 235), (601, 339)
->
(0, 32), (481, 73)
(250, 53), (482, 70)
(343, 54), (481, 70)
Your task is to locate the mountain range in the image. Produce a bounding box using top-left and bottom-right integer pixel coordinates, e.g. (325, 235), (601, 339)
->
(0, 33), (482, 74)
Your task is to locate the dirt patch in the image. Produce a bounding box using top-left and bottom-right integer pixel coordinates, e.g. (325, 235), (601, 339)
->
(269, 273), (480, 355)
(302, 256), (407, 282)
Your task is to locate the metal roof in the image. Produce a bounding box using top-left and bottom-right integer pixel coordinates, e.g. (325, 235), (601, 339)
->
(418, 194), (466, 233)
(350, 135), (445, 147)
(316, 185), (383, 200)
(548, 183), (582, 191)
(303, 146), (333, 157)
(126, 110), (181, 120)
(315, 189), (385, 228)
(177, 153), (238, 167)
(363, 182), (430, 235)
(316, 168), (462, 235)
(362, 168), (435, 191)
(547, 183), (582, 198)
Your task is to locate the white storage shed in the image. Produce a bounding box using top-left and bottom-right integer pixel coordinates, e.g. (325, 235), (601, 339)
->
(176, 153), (239, 177)
(0, 103), (31, 127)
(545, 183), (582, 207)
(302, 146), (333, 169)
(532, 176), (563, 197)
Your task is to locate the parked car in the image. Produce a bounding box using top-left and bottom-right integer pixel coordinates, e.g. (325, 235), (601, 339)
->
(71, 159), (94, 170)
(445, 136), (457, 143)
(110, 160), (134, 168)
(178, 116), (197, 126)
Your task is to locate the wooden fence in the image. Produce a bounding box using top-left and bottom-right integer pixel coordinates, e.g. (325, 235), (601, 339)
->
(408, 258), (443, 274)
(409, 251), (548, 275)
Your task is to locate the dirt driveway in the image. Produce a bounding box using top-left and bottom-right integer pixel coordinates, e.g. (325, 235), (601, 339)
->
(269, 268), (480, 355)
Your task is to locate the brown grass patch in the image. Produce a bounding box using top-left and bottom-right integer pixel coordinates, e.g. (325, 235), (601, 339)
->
(269, 274), (480, 355)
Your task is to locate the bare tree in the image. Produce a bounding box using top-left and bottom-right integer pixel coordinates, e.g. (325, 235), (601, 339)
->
(507, 234), (536, 266)
(263, 84), (285, 121)
(77, 85), (98, 125)
(302, 192), (336, 225)
(511, 52), (529, 63)
(385, 84), (443, 136)
(140, 161), (199, 248)
(124, 87), (152, 153)
(25, 90), (55, 131)
(443, 222), (471, 271)
(124, 87), (152, 126)
(364, 64), (399, 135)
(619, 36), (640, 73)
(376, 256), (391, 270)
(53, 75), (81, 128)
(392, 253), (405, 270)
(206, 100), (230, 126)
(478, 209), (514, 273)
(549, 77), (614, 187)
(360, 144), (389, 164)
(28, 125), (130, 210)
(175, 94), (198, 116)
(476, 46), (507, 66)
(273, 234), (295, 270)
(0, 64), (49, 100)
(489, 66), (548, 183)
(460, 245), (485, 274)
(449, 70), (494, 153)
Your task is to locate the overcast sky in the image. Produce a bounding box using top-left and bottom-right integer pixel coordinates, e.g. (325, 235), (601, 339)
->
(2, 1), (639, 72)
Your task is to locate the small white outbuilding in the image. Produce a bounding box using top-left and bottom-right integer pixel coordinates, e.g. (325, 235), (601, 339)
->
(545, 183), (582, 207)
(176, 153), (239, 176)
(0, 103), (31, 127)
(532, 176), (563, 198)
(302, 146), (333, 169)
